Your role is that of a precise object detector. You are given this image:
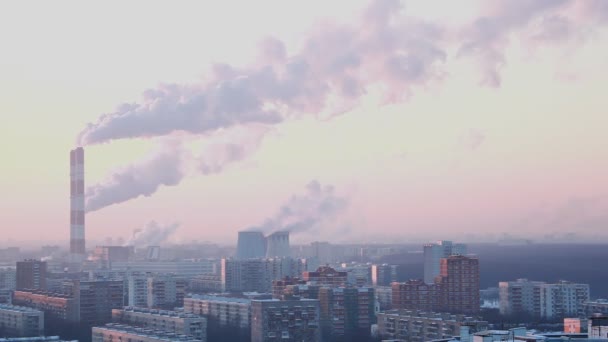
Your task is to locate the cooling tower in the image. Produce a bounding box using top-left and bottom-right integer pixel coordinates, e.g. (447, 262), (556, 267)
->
(236, 231), (266, 259)
(70, 147), (86, 265)
(265, 231), (290, 258)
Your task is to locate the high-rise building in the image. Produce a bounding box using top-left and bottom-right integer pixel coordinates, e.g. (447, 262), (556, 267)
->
(16, 260), (47, 290)
(69, 147), (86, 266)
(499, 279), (590, 319)
(539, 281), (590, 319)
(127, 273), (186, 309)
(437, 255), (480, 314)
(392, 279), (441, 311)
(236, 231), (266, 259)
(265, 231), (290, 258)
(391, 256), (479, 314)
(113, 307), (207, 341)
(92, 246), (134, 268)
(423, 240), (467, 284)
(317, 287), (376, 341)
(498, 278), (544, 316)
(250, 299), (321, 342)
(0, 304), (44, 337)
(371, 264), (396, 286)
(57, 279), (124, 326)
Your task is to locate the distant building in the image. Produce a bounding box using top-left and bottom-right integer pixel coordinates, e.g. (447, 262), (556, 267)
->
(112, 307), (206, 341)
(589, 315), (608, 339)
(392, 255), (480, 314)
(271, 277), (307, 299)
(236, 231), (267, 259)
(266, 231), (290, 258)
(188, 274), (223, 293)
(0, 304), (44, 337)
(392, 279), (441, 312)
(111, 260), (218, 277)
(0, 268), (16, 291)
(317, 287), (376, 341)
(338, 263), (372, 286)
(499, 279), (590, 319)
(127, 273), (186, 309)
(371, 264), (396, 286)
(250, 299), (321, 342)
(499, 279), (545, 316)
(302, 266), (347, 287)
(310, 242), (333, 265)
(585, 299), (608, 316)
(376, 309), (488, 342)
(92, 323), (202, 342)
(13, 279), (123, 326)
(423, 241), (466, 284)
(221, 258), (306, 293)
(375, 286), (392, 311)
(16, 260), (46, 290)
(540, 281), (590, 319)
(184, 295), (251, 330)
(437, 255), (480, 314)
(92, 246), (134, 268)
(12, 290), (79, 322)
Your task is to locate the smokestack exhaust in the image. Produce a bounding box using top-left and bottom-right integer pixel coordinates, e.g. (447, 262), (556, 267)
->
(70, 147), (86, 265)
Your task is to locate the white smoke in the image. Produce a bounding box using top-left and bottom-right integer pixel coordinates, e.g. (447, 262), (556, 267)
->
(79, 0), (608, 211)
(248, 180), (348, 234)
(125, 221), (179, 247)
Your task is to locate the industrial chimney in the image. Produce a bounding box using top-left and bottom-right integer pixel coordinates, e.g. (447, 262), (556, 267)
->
(70, 147), (85, 266)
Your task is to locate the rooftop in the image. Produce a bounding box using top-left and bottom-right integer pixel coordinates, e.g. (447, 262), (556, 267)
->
(94, 323), (202, 341)
(0, 304), (43, 314)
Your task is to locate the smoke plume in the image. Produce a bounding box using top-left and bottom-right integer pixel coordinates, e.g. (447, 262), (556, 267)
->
(85, 126), (268, 211)
(125, 221), (179, 247)
(249, 180), (348, 234)
(80, 0), (608, 211)
(78, 0), (445, 146)
(85, 142), (185, 212)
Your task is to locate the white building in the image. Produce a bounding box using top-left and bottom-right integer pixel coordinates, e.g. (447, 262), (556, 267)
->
(0, 268), (16, 291)
(112, 307), (206, 341)
(540, 281), (590, 319)
(183, 295), (251, 329)
(423, 240), (467, 284)
(92, 323), (202, 342)
(127, 274), (186, 309)
(111, 260), (218, 277)
(499, 279), (545, 316)
(499, 279), (590, 319)
(0, 304), (44, 337)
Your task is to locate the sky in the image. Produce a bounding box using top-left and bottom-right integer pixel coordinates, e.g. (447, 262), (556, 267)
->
(1, 0), (607, 247)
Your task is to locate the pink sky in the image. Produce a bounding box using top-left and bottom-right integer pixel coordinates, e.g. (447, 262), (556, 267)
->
(1, 0), (607, 246)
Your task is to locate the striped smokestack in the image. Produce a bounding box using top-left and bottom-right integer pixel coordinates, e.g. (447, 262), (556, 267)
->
(70, 147), (85, 263)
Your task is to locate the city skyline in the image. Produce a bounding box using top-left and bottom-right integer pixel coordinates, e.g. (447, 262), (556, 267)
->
(1, 1), (608, 246)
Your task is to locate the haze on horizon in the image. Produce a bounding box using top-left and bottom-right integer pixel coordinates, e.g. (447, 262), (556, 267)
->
(1, 0), (607, 246)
